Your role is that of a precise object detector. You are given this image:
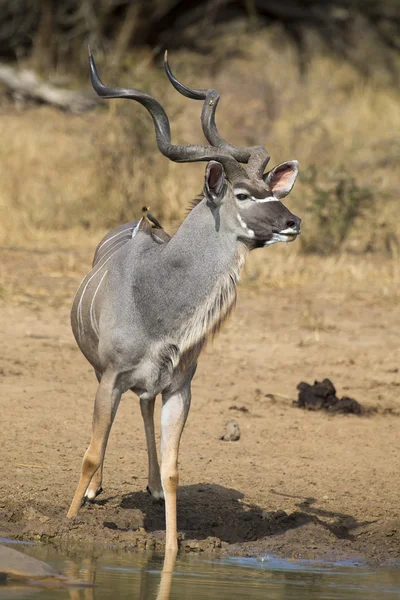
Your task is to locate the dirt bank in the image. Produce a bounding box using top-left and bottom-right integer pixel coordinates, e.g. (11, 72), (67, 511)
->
(1, 246), (400, 563)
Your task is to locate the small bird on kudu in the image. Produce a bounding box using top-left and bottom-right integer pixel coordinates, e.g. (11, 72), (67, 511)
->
(142, 205), (163, 229)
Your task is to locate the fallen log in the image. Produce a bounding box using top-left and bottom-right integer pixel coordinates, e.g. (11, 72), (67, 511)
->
(0, 544), (92, 586)
(0, 64), (100, 113)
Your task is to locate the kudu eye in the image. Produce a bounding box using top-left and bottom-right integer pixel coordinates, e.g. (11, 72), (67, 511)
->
(236, 193), (249, 201)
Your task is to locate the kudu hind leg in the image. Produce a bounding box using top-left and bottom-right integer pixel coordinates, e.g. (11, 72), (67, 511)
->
(161, 382), (192, 551)
(85, 463), (104, 501)
(85, 370), (105, 501)
(67, 372), (121, 518)
(139, 396), (163, 500)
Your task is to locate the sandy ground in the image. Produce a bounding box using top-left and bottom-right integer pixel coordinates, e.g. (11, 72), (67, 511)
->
(1, 244), (400, 563)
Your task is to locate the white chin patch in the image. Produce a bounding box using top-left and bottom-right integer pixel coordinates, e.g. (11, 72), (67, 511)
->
(264, 229), (299, 246)
(264, 238), (279, 246)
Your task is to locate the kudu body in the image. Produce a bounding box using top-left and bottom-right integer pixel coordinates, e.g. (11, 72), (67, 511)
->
(67, 52), (301, 551)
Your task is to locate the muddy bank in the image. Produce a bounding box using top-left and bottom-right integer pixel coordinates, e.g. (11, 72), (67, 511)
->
(2, 487), (400, 563)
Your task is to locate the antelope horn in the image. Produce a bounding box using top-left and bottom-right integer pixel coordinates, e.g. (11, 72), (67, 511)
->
(89, 51), (246, 180)
(164, 51), (270, 179)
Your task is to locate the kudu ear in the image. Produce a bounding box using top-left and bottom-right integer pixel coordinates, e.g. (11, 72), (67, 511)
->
(205, 161), (226, 206)
(263, 160), (299, 199)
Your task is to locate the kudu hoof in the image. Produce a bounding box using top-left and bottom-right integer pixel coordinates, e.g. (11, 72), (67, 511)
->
(147, 485), (165, 503)
(84, 486), (104, 504)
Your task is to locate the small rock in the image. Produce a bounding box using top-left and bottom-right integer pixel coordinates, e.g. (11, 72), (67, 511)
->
(38, 515), (50, 524)
(219, 419), (240, 442)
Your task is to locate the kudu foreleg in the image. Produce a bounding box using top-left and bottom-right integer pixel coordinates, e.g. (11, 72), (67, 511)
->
(67, 373), (121, 518)
(140, 396), (163, 500)
(161, 381), (191, 551)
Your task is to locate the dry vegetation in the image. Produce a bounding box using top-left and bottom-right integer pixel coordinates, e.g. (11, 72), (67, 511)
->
(0, 26), (399, 296)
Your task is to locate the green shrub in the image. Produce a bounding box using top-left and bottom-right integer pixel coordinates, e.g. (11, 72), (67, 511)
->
(299, 166), (373, 255)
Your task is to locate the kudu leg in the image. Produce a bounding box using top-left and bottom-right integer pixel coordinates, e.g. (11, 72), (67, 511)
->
(85, 462), (104, 501)
(85, 369), (105, 501)
(160, 381), (192, 551)
(140, 396), (163, 500)
(67, 372), (121, 518)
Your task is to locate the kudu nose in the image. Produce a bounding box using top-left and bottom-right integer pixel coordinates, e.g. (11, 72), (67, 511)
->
(286, 215), (301, 231)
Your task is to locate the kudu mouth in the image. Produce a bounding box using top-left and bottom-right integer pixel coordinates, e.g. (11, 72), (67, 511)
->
(267, 226), (301, 245)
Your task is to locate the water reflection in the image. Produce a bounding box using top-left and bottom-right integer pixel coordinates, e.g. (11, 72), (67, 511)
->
(2, 542), (400, 600)
(63, 558), (96, 600)
(37, 548), (177, 600)
(156, 550), (176, 600)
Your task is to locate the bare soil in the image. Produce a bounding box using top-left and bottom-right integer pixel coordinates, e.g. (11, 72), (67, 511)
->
(1, 245), (400, 563)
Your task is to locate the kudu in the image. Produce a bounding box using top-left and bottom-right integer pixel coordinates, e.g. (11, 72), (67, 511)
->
(67, 51), (301, 552)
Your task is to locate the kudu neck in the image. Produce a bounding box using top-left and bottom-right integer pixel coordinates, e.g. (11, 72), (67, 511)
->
(155, 198), (247, 358)
(166, 198), (245, 275)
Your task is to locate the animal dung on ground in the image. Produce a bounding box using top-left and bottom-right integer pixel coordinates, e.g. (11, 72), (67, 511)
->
(295, 378), (362, 414)
(220, 419), (241, 441)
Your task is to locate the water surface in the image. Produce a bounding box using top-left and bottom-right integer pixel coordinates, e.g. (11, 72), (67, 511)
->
(2, 541), (400, 600)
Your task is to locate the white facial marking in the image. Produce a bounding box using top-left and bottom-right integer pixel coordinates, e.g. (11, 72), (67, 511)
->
(237, 213), (255, 238)
(253, 196), (279, 203)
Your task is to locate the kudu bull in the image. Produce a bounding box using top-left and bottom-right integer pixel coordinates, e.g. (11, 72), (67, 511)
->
(67, 51), (301, 551)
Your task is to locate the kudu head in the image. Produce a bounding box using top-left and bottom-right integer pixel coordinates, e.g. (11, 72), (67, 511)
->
(89, 50), (301, 249)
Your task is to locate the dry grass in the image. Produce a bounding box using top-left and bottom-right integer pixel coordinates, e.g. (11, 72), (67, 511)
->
(244, 244), (400, 301)
(1, 233), (398, 311)
(0, 27), (399, 259)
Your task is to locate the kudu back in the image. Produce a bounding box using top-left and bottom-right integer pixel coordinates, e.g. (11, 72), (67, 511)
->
(67, 52), (301, 552)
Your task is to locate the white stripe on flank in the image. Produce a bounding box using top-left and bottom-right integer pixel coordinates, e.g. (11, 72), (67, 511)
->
(90, 269), (108, 338)
(131, 220), (141, 238)
(152, 233), (165, 244)
(97, 227), (134, 251)
(77, 251), (118, 340)
(96, 218), (142, 262)
(95, 234), (132, 262)
(76, 220), (142, 340)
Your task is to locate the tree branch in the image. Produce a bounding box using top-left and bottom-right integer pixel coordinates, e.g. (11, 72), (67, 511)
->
(0, 63), (100, 112)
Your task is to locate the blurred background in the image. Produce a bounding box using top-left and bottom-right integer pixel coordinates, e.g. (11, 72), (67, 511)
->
(0, 0), (399, 269)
